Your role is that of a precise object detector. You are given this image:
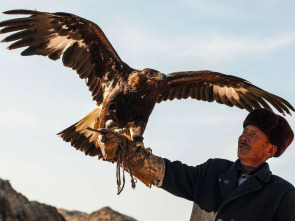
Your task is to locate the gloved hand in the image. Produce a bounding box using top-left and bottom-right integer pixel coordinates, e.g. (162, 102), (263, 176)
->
(94, 128), (129, 161)
(89, 128), (165, 194)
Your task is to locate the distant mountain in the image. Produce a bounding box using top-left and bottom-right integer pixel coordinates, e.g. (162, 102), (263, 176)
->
(58, 207), (137, 221)
(0, 178), (137, 221)
(0, 178), (65, 221)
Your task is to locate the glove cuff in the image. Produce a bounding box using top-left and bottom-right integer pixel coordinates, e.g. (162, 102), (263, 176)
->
(123, 142), (165, 187)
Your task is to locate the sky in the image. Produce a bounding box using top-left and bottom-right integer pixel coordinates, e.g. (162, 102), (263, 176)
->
(0, 0), (295, 220)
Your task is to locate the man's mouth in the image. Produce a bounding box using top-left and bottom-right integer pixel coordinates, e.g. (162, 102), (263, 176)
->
(239, 142), (250, 150)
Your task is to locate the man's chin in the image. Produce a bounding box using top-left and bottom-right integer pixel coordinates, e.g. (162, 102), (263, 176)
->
(238, 149), (250, 158)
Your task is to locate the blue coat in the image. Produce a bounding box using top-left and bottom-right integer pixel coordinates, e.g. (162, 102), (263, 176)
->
(161, 158), (295, 221)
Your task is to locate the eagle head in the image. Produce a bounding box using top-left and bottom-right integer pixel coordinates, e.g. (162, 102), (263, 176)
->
(128, 68), (167, 92)
(141, 68), (167, 81)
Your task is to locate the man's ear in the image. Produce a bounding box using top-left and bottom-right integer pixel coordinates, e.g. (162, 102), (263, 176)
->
(268, 144), (277, 157)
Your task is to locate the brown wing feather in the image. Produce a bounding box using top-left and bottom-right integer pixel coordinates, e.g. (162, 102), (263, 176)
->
(0, 9), (134, 105)
(157, 70), (294, 115)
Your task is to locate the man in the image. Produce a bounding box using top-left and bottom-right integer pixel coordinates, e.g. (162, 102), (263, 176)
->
(99, 108), (295, 221)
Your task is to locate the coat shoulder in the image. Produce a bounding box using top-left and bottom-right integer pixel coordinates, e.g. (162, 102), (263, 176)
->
(200, 158), (234, 173)
(270, 174), (295, 190)
(209, 158), (234, 168)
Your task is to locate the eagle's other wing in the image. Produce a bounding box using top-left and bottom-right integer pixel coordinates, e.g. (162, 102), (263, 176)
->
(0, 9), (134, 105)
(157, 70), (294, 115)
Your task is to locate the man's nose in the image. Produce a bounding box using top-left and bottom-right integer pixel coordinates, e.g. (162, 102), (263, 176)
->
(241, 135), (248, 142)
(240, 133), (249, 143)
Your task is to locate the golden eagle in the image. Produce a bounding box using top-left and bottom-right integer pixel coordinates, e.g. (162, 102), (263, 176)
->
(1, 9), (294, 159)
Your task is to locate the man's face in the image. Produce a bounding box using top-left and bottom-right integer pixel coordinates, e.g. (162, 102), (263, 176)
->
(238, 125), (276, 167)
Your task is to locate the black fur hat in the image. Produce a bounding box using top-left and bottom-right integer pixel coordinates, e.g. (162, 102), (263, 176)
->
(243, 108), (294, 157)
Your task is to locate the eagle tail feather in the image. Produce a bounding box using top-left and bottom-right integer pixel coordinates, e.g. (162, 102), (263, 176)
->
(57, 108), (102, 157)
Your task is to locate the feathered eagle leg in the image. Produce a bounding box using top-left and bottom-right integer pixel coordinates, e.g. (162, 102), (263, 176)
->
(101, 111), (132, 139)
(97, 134), (107, 159)
(109, 120), (153, 157)
(113, 128), (129, 134)
(106, 121), (129, 137)
(128, 121), (151, 152)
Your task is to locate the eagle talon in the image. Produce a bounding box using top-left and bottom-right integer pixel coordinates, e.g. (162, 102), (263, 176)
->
(135, 141), (145, 148)
(135, 145), (141, 153)
(134, 142), (152, 157)
(135, 141), (145, 153)
(144, 147), (152, 158)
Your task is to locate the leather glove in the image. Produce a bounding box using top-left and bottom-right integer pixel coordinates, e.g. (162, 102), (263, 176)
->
(89, 128), (165, 194)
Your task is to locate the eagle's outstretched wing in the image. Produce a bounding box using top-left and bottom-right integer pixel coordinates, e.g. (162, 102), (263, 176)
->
(157, 71), (294, 115)
(0, 9), (134, 105)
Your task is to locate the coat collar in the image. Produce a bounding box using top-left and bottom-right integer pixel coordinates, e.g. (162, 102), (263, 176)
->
(218, 159), (272, 200)
(218, 160), (239, 199)
(251, 161), (272, 183)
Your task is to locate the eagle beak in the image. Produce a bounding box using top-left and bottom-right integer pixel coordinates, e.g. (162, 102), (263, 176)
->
(156, 72), (167, 81)
(161, 73), (167, 81)
(146, 70), (167, 81)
